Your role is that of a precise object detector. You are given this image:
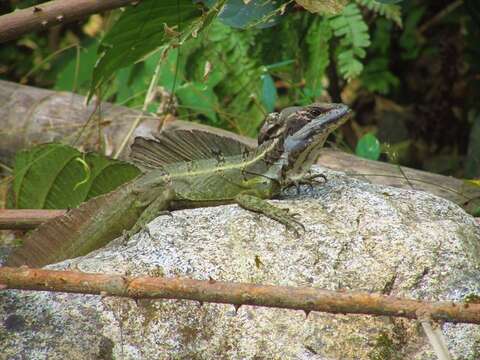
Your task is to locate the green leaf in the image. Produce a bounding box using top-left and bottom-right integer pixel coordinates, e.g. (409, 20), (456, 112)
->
(158, 48), (184, 91)
(213, 0), (281, 29)
(90, 0), (202, 95)
(261, 73), (277, 112)
(178, 20), (265, 136)
(337, 49), (364, 79)
(85, 159), (141, 199)
(360, 58), (399, 94)
(176, 82), (219, 123)
(370, 18), (393, 55)
(330, 4), (370, 48)
(399, 6), (426, 60)
(304, 18), (332, 99)
(330, 3), (371, 80)
(115, 51), (166, 107)
(356, 0), (402, 26)
(356, 133), (381, 160)
(12, 144), (140, 209)
(54, 39), (99, 94)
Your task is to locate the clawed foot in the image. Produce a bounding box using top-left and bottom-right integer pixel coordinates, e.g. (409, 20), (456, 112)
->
(283, 173), (327, 194)
(235, 193), (306, 237)
(286, 219), (305, 236)
(157, 210), (173, 218)
(278, 207), (305, 236)
(122, 211), (173, 246)
(121, 225), (153, 245)
(121, 229), (131, 245)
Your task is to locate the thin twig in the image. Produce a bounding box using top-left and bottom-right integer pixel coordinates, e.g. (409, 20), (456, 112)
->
(114, 50), (164, 159)
(344, 172), (474, 202)
(0, 267), (479, 324)
(418, 0), (463, 34)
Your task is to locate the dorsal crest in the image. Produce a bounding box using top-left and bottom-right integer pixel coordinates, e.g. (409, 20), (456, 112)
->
(131, 129), (254, 171)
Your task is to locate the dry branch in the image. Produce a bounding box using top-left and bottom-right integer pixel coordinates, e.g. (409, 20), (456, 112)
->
(1, 266), (479, 324)
(0, 79), (478, 227)
(0, 208), (478, 229)
(0, 79), (255, 161)
(0, 0), (141, 44)
(0, 209), (66, 230)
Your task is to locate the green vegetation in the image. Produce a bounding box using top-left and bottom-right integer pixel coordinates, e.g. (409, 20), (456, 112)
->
(0, 0), (479, 194)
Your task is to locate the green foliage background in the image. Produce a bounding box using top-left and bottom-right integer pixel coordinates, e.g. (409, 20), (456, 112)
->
(1, 0), (479, 180)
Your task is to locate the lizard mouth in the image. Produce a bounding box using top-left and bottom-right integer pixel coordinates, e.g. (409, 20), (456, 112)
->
(283, 103), (352, 153)
(280, 103), (352, 178)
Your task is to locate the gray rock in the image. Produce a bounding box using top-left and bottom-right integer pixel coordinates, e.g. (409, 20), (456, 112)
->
(1, 166), (480, 359)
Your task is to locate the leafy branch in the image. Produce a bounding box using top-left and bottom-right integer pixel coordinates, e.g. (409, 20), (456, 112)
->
(356, 0), (402, 27)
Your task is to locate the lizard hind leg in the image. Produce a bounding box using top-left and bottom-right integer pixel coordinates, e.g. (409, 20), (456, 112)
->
(235, 193), (305, 235)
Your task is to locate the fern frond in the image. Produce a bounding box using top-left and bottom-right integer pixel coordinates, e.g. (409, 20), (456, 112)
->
(356, 0), (402, 27)
(329, 3), (370, 80)
(182, 21), (264, 136)
(337, 49), (365, 79)
(360, 58), (399, 94)
(304, 18), (332, 98)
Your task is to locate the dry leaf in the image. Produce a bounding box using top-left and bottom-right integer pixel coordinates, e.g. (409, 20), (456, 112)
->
(163, 23), (180, 37)
(295, 0), (347, 14)
(203, 61), (212, 81)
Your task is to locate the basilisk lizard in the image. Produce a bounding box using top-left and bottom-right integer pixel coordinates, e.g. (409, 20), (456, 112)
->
(6, 103), (351, 267)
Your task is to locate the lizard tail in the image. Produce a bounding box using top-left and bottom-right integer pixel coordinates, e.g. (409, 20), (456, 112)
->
(5, 187), (139, 268)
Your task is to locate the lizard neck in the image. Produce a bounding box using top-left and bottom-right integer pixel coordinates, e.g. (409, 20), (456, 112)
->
(259, 103), (352, 183)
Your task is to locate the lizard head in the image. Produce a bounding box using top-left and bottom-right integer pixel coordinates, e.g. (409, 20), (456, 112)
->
(258, 103), (352, 181)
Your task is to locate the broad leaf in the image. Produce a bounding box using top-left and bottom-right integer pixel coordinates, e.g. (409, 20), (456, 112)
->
(90, 0), (202, 95)
(261, 73), (277, 112)
(54, 39), (99, 94)
(176, 82), (219, 123)
(218, 0), (281, 28)
(304, 18), (332, 100)
(356, 133), (381, 160)
(12, 144), (140, 209)
(203, 0), (282, 28)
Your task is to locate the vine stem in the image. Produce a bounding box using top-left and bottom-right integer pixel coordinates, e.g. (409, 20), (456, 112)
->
(114, 51), (164, 159)
(418, 0), (464, 34)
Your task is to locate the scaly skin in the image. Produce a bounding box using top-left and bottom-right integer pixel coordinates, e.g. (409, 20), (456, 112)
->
(6, 103), (351, 267)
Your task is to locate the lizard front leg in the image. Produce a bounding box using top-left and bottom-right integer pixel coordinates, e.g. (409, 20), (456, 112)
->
(123, 187), (176, 243)
(235, 193), (305, 235)
(283, 172), (327, 194)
